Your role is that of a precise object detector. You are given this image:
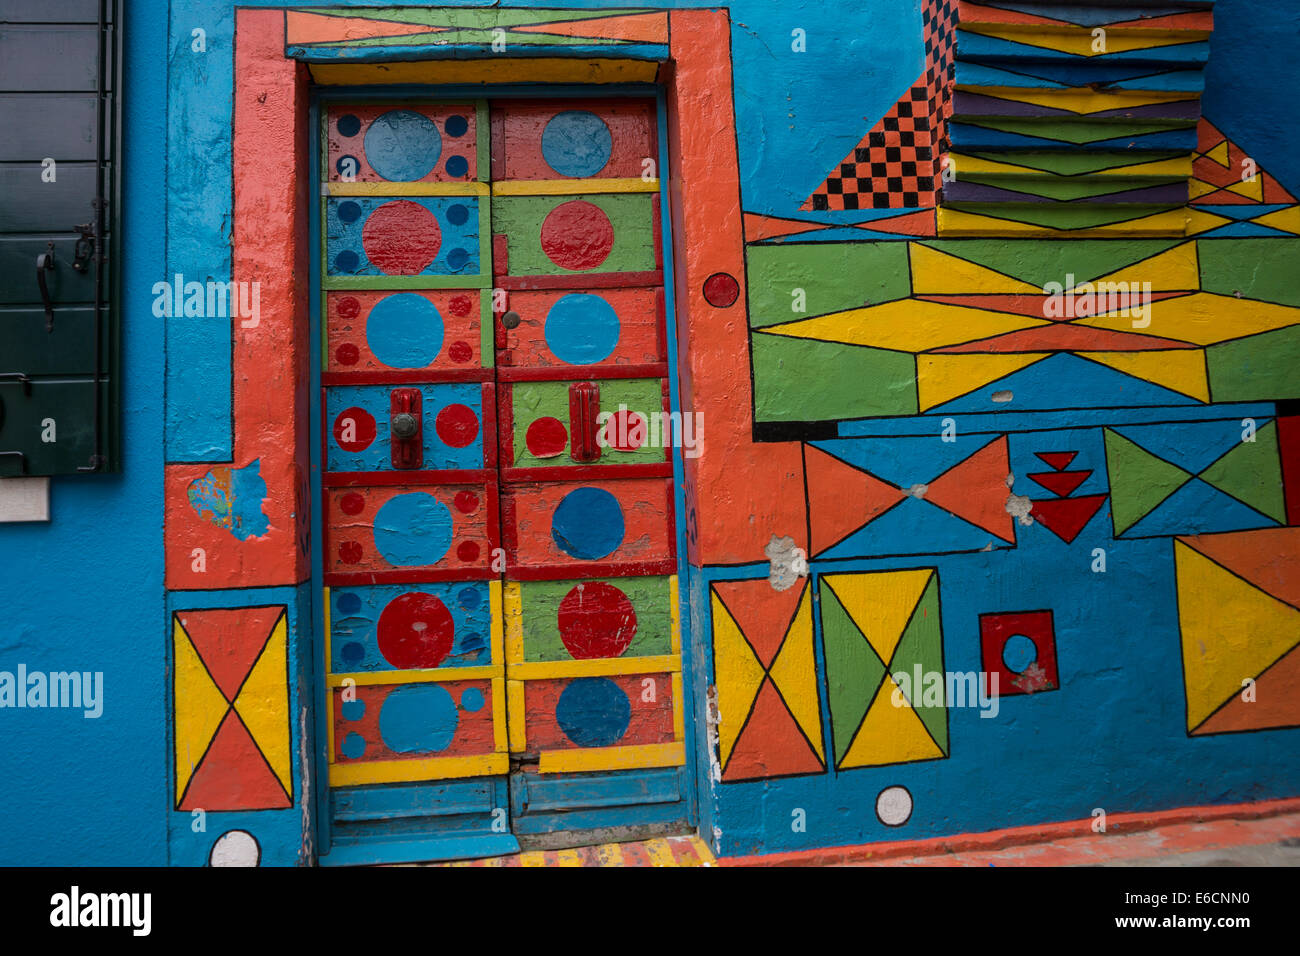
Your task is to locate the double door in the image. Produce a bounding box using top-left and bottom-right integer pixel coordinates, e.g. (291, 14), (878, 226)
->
(316, 96), (688, 862)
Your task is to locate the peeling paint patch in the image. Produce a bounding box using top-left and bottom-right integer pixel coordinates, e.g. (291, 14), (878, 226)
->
(765, 534), (808, 591)
(187, 459), (270, 540)
(1005, 493), (1035, 526)
(992, 390), (1013, 403)
(908, 483), (928, 499)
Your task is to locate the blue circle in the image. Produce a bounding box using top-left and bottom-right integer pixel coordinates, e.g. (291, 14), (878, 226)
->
(458, 587), (481, 610)
(336, 592), (362, 615)
(334, 250), (359, 273)
(541, 110), (613, 178)
(460, 687), (485, 712)
(544, 294), (621, 365)
(364, 109), (442, 182)
(556, 678), (631, 747)
(1002, 634), (1038, 674)
(378, 684), (459, 754)
(365, 293), (444, 368)
(445, 155), (469, 178)
(341, 732), (367, 759)
(337, 114), (361, 137)
(373, 493), (453, 566)
(445, 115), (469, 137)
(551, 487), (624, 560)
(335, 155), (360, 178)
(341, 700), (365, 722)
(338, 200), (362, 223)
(446, 247), (469, 271)
(446, 203), (469, 226)
(341, 641), (365, 666)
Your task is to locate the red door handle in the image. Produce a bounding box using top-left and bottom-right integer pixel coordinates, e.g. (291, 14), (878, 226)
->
(390, 388), (423, 470)
(569, 382), (601, 463)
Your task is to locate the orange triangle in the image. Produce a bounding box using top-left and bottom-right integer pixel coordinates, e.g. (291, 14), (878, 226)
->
(1262, 173), (1297, 204)
(1108, 10), (1213, 30)
(744, 214), (830, 242)
(1193, 155), (1239, 190)
(925, 437), (1016, 542)
(722, 678), (824, 779)
(1178, 528), (1300, 610)
(1191, 185), (1257, 206)
(179, 711), (291, 811)
(286, 11), (444, 45)
(1193, 641), (1300, 735)
(513, 12), (668, 44)
(711, 580), (807, 669)
(1197, 119), (1226, 155)
(805, 445), (905, 556)
(936, 323), (1197, 353)
(175, 607), (281, 702)
(960, 1), (1068, 27)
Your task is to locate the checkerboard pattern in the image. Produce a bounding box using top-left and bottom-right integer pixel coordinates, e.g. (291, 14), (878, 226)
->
(805, 0), (956, 211)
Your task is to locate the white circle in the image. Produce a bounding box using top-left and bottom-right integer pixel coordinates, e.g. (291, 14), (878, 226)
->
(876, 786), (913, 827)
(209, 830), (261, 867)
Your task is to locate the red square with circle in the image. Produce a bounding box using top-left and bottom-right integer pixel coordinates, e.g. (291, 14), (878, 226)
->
(979, 610), (1059, 697)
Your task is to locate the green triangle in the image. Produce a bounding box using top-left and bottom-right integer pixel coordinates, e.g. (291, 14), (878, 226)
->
(819, 579), (886, 765)
(968, 150), (1187, 177)
(964, 117), (1193, 146)
(1104, 429), (1194, 535)
(1200, 421), (1287, 524)
(947, 203), (1176, 230)
(888, 575), (948, 755)
(917, 239), (1183, 289)
(962, 174), (1186, 202)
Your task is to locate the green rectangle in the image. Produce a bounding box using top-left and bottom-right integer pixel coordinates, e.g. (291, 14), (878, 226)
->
(518, 576), (672, 663)
(510, 377), (665, 468)
(493, 194), (657, 276)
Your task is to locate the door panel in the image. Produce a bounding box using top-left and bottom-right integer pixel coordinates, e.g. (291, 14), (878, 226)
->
(324, 381), (491, 472)
(491, 99), (656, 182)
(496, 286), (664, 370)
(492, 193), (659, 278)
(324, 289), (491, 378)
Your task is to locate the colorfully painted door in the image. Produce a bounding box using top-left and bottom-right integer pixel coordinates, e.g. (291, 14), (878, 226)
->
(317, 96), (688, 862)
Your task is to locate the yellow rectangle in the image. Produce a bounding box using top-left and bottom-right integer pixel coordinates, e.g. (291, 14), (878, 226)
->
(325, 181), (489, 197)
(328, 752), (508, 787)
(539, 742), (685, 774)
(327, 665), (500, 687)
(491, 177), (659, 196)
(508, 655), (679, 681)
(507, 679), (526, 752)
(672, 671), (684, 742)
(503, 581), (523, 665)
(490, 579), (505, 667)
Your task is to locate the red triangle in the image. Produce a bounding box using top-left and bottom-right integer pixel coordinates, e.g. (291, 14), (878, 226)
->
(1193, 641), (1300, 735)
(1031, 494), (1109, 544)
(934, 320), (1196, 353)
(1028, 470), (1092, 497)
(712, 580), (807, 669)
(805, 445), (905, 556)
(743, 213), (830, 242)
(1196, 119), (1226, 155)
(179, 711), (291, 811)
(925, 437), (1016, 542)
(1035, 452), (1077, 471)
(176, 607), (282, 701)
(721, 678), (823, 780)
(1262, 173), (1297, 204)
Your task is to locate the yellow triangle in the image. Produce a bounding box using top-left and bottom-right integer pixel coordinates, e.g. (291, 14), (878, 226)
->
(711, 592), (766, 769)
(1088, 242), (1199, 293)
(1253, 206), (1300, 236)
(233, 613), (291, 797)
(1176, 542), (1300, 731)
(911, 244), (1046, 295)
(1226, 176), (1265, 202)
(762, 300), (1043, 354)
(823, 570), (932, 670)
(959, 22), (1207, 57)
(840, 674), (944, 769)
(173, 619), (231, 803)
(1184, 208), (1232, 236)
(917, 353), (1050, 411)
(1206, 140), (1231, 168)
(1080, 293), (1300, 346)
(769, 588), (824, 763)
(1188, 178), (1218, 200)
(1076, 350), (1209, 402)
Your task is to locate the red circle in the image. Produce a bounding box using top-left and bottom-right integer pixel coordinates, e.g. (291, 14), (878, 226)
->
(448, 294), (473, 317)
(526, 416), (568, 458)
(340, 492), (366, 516)
(601, 410), (646, 452)
(362, 200), (441, 275)
(447, 340), (473, 364)
(456, 541), (480, 562)
(454, 490), (480, 514)
(703, 272), (740, 308)
(558, 582), (637, 660)
(335, 343), (360, 366)
(435, 404), (479, 448)
(377, 592), (455, 669)
(339, 542), (364, 564)
(333, 407), (377, 452)
(540, 201), (615, 271)
(336, 296), (361, 319)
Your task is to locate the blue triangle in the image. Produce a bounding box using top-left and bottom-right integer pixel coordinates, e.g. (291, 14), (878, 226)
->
(1122, 478), (1279, 538)
(1196, 204), (1293, 221)
(930, 353), (1200, 415)
(820, 495), (1002, 559)
(1110, 419), (1255, 476)
(1198, 221), (1292, 238)
(810, 434), (1002, 489)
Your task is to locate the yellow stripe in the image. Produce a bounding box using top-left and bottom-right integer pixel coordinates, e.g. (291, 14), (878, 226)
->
(328, 752), (507, 787)
(595, 843), (625, 866)
(672, 671), (684, 742)
(328, 665), (499, 686)
(492, 178), (658, 196)
(690, 836), (717, 866)
(668, 837), (701, 866)
(554, 849), (584, 867)
(490, 579), (505, 667)
(507, 680), (526, 752)
(644, 838), (676, 867)
(519, 851), (548, 868)
(669, 574), (681, 656)
(491, 677), (507, 754)
(539, 742), (685, 774)
(508, 655), (678, 681)
(325, 181), (489, 197)
(503, 581), (523, 665)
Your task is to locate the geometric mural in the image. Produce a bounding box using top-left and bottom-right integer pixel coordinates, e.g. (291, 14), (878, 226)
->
(979, 610), (1059, 697)
(173, 607), (292, 810)
(1176, 529), (1300, 736)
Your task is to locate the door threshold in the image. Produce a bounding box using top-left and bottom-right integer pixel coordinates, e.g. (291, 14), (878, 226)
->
(427, 833), (716, 867)
(320, 832), (521, 867)
(516, 821), (693, 852)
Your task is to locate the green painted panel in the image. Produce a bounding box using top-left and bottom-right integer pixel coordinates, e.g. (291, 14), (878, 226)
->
(960, 173), (1186, 202)
(493, 194), (657, 276)
(510, 377), (666, 468)
(0, 379), (113, 476)
(0, 94), (101, 162)
(889, 576), (947, 755)
(1104, 428), (1191, 536)
(752, 332), (917, 422)
(943, 202), (1178, 229)
(1199, 238), (1300, 306)
(1208, 325), (1300, 403)
(306, 7), (650, 29)
(967, 150), (1186, 177)
(819, 579), (885, 765)
(745, 242), (911, 329)
(963, 117), (1193, 146)
(518, 576), (672, 663)
(919, 239), (1183, 288)
(1200, 421), (1286, 525)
